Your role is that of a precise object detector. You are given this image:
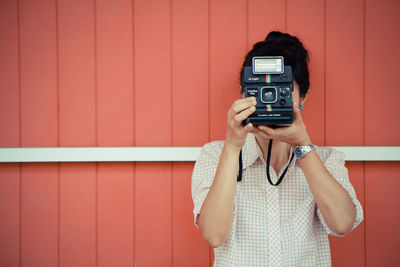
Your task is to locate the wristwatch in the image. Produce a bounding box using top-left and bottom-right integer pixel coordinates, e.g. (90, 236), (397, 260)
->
(294, 144), (315, 159)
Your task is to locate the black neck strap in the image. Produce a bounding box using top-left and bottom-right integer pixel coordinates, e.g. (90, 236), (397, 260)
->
(237, 149), (243, 182)
(266, 139), (295, 186)
(237, 139), (294, 186)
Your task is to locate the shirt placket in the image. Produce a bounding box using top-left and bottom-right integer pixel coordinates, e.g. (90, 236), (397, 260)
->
(266, 174), (281, 266)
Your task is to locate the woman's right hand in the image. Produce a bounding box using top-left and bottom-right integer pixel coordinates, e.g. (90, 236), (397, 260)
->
(225, 97), (257, 149)
(197, 96), (257, 247)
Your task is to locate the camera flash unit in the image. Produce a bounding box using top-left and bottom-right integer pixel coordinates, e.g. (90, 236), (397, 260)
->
(253, 56), (284, 74)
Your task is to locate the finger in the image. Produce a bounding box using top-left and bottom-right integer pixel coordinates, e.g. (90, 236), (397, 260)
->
(251, 125), (270, 139)
(233, 105), (256, 124)
(232, 97), (257, 114)
(257, 125), (279, 139)
(259, 125), (295, 143)
(241, 122), (253, 134)
(234, 96), (256, 106)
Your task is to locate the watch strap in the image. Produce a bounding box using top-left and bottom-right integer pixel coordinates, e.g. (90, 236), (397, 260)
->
(294, 144), (315, 159)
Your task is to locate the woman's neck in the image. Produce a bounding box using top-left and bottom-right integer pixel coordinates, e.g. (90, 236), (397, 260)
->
(254, 134), (291, 174)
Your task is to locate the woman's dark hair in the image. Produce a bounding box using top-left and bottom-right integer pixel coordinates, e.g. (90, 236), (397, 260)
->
(241, 31), (310, 97)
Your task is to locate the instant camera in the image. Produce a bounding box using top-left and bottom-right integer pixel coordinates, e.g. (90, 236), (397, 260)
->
(241, 56), (294, 126)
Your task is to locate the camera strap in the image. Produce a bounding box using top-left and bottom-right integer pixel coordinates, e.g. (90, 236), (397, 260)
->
(237, 149), (243, 182)
(237, 139), (294, 186)
(266, 139), (294, 186)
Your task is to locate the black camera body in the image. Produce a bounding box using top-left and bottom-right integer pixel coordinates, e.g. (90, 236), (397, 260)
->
(241, 56), (294, 126)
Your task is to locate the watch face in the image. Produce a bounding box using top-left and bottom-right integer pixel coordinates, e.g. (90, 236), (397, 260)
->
(295, 149), (303, 158)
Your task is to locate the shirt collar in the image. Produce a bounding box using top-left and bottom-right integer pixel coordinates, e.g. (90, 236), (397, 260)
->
(241, 133), (295, 170)
(241, 133), (263, 169)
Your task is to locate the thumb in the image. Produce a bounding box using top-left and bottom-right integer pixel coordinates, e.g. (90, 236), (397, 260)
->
(243, 122), (253, 133)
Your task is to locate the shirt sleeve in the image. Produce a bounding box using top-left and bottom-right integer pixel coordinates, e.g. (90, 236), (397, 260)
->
(316, 148), (364, 237)
(191, 142), (221, 229)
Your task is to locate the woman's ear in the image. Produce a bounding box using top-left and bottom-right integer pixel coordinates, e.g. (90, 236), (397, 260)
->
(300, 89), (311, 105)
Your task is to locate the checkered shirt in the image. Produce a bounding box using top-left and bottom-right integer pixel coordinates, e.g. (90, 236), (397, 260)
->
(191, 133), (364, 266)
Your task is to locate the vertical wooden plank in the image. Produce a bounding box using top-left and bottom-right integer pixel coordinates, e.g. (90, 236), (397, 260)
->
(365, 162), (400, 267)
(171, 0), (209, 265)
(325, 1), (366, 266)
(97, 163), (134, 267)
(135, 0), (171, 147)
(21, 163), (58, 267)
(172, 0), (209, 147)
(58, 0), (96, 147)
(209, 0), (247, 141)
(329, 163), (365, 267)
(135, 163), (172, 266)
(19, 0), (59, 266)
(95, 0), (134, 266)
(248, 0), (286, 48)
(59, 164), (96, 267)
(19, 0), (58, 147)
(96, 0), (134, 147)
(365, 0), (400, 146)
(0, 1), (20, 266)
(172, 163), (209, 267)
(0, 0), (19, 147)
(326, 0), (364, 146)
(57, 1), (97, 266)
(0, 164), (20, 266)
(287, 0), (325, 145)
(134, 0), (172, 265)
(365, 1), (400, 265)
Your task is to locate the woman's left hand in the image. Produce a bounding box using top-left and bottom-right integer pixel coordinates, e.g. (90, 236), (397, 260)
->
(251, 101), (312, 148)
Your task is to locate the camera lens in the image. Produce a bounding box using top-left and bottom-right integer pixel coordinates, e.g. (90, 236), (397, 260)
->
(261, 87), (277, 103)
(264, 91), (273, 100)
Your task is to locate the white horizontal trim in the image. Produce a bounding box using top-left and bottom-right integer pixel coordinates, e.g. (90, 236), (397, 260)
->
(0, 146), (399, 162)
(331, 146), (400, 161)
(0, 147), (200, 162)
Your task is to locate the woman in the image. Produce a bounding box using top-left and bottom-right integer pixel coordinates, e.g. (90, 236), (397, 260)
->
(191, 31), (363, 266)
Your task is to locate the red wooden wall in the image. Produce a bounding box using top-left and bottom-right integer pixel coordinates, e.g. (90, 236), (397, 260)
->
(0, 0), (399, 266)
